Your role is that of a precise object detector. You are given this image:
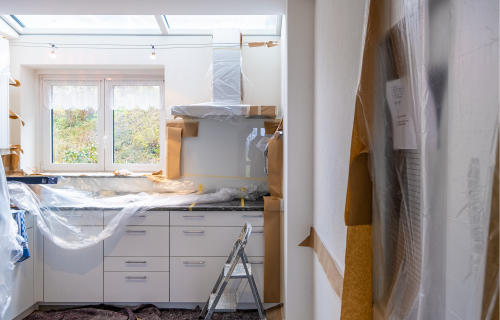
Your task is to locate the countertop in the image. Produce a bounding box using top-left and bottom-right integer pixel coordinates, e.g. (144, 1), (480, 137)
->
(42, 199), (265, 212)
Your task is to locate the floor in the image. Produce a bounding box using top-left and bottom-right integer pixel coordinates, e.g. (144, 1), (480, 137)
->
(25, 304), (261, 320)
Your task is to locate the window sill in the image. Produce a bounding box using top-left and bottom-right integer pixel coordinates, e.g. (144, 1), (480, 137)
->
(38, 172), (155, 178)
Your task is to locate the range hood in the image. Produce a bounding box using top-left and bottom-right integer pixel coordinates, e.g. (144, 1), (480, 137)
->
(169, 29), (276, 122)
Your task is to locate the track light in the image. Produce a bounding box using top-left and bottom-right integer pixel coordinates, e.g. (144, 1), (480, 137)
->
(150, 45), (156, 60)
(49, 44), (56, 58)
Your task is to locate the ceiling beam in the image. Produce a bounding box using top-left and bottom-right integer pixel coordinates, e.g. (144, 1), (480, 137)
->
(154, 15), (168, 35)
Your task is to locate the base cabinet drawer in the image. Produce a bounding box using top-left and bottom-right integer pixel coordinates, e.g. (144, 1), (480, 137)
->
(44, 226), (104, 302)
(170, 227), (264, 257)
(170, 257), (264, 304)
(104, 272), (169, 302)
(104, 226), (169, 257)
(170, 211), (263, 227)
(170, 257), (227, 303)
(104, 257), (169, 272)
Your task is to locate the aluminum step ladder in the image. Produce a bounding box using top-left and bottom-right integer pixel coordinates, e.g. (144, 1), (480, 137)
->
(199, 222), (267, 320)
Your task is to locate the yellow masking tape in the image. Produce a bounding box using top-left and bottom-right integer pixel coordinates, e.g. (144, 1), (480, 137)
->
(189, 202), (196, 211)
(241, 187), (245, 207)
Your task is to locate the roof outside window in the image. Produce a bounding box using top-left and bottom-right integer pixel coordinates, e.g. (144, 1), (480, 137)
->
(164, 15), (277, 30)
(13, 15), (158, 29)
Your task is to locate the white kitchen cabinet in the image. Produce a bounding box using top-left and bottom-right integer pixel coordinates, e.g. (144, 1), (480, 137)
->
(170, 211), (263, 227)
(53, 210), (103, 226)
(44, 226), (104, 302)
(104, 272), (169, 303)
(170, 226), (264, 257)
(104, 210), (169, 226)
(104, 257), (169, 272)
(104, 226), (169, 257)
(4, 228), (34, 320)
(170, 257), (264, 304)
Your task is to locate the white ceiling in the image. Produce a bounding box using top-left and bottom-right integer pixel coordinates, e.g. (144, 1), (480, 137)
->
(0, 0), (286, 15)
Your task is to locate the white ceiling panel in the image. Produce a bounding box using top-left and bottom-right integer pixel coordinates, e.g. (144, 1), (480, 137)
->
(0, 0), (287, 15)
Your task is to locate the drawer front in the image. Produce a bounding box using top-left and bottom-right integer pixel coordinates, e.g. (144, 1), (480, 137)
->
(104, 226), (169, 257)
(104, 210), (169, 226)
(171, 211), (263, 227)
(104, 272), (169, 302)
(104, 257), (169, 272)
(170, 227), (264, 257)
(170, 257), (226, 302)
(55, 210), (104, 226)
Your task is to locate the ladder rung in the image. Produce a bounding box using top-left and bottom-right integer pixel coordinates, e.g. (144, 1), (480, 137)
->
(208, 293), (237, 312)
(224, 263), (252, 279)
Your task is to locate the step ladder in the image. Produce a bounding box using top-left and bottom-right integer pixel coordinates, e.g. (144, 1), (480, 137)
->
(199, 222), (267, 320)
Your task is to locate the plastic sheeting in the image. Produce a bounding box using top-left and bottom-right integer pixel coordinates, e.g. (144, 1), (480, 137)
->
(7, 179), (263, 250)
(357, 0), (499, 319)
(0, 162), (23, 318)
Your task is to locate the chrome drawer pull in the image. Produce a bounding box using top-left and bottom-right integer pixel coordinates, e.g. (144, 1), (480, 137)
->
(134, 215), (146, 217)
(251, 261), (264, 264)
(183, 261), (205, 265)
(63, 214), (83, 217)
(125, 261), (146, 264)
(125, 276), (147, 279)
(183, 215), (205, 218)
(252, 231), (264, 234)
(243, 215), (263, 218)
(126, 230), (146, 233)
(183, 230), (205, 234)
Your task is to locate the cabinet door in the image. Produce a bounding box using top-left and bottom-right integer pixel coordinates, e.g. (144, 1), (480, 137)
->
(44, 226), (103, 302)
(4, 228), (34, 320)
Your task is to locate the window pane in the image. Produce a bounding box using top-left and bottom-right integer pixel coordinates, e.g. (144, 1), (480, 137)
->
(164, 15), (277, 30)
(51, 85), (98, 164)
(15, 15), (158, 29)
(113, 107), (160, 164)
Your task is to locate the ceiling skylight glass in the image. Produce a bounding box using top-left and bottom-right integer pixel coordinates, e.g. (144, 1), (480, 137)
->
(164, 15), (277, 30)
(14, 15), (158, 29)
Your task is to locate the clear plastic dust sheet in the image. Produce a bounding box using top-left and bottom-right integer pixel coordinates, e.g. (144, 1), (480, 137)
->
(357, 0), (499, 319)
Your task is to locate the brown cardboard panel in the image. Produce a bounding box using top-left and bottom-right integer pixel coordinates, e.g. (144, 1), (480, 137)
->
(2, 154), (11, 168)
(264, 196), (282, 303)
(299, 227), (344, 298)
(340, 225), (373, 320)
(166, 127), (182, 180)
(267, 134), (283, 198)
(347, 151), (372, 226)
(345, 104), (369, 225)
(247, 105), (277, 118)
(9, 109), (25, 126)
(166, 121), (199, 137)
(266, 304), (285, 320)
(264, 121), (280, 135)
(481, 135), (499, 320)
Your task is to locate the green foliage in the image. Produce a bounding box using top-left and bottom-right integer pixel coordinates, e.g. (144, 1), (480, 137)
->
(51, 106), (160, 165)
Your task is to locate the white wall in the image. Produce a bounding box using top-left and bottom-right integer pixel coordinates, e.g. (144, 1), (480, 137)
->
(8, 34), (281, 178)
(313, 0), (368, 318)
(283, 0), (314, 319)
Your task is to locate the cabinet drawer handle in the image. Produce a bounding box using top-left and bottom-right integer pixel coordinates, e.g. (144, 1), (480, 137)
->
(134, 215), (146, 217)
(125, 276), (147, 280)
(252, 231), (264, 234)
(125, 261), (147, 264)
(183, 215), (205, 218)
(251, 261), (264, 264)
(183, 230), (205, 234)
(63, 214), (83, 217)
(183, 261), (205, 265)
(126, 230), (146, 233)
(243, 215), (263, 218)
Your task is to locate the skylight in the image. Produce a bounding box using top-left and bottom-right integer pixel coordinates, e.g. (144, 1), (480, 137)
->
(13, 15), (158, 29)
(164, 15), (277, 30)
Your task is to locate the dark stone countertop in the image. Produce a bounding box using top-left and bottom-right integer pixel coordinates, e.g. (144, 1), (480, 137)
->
(43, 199), (264, 212)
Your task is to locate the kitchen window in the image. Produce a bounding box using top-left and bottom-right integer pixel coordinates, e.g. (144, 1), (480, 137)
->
(41, 76), (164, 172)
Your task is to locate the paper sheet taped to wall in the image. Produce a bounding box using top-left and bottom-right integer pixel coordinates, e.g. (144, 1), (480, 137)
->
(386, 79), (417, 150)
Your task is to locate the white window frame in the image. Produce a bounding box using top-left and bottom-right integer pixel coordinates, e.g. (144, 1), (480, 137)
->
(104, 76), (165, 172)
(40, 75), (164, 172)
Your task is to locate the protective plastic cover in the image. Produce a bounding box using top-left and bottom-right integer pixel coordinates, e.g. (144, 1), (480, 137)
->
(0, 162), (23, 318)
(356, 0), (499, 319)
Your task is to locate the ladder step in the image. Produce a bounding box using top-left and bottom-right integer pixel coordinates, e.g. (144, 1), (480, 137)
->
(208, 293), (238, 312)
(224, 263), (252, 279)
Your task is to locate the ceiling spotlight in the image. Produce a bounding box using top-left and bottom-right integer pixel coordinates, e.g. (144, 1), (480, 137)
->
(150, 45), (156, 60)
(49, 44), (56, 59)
